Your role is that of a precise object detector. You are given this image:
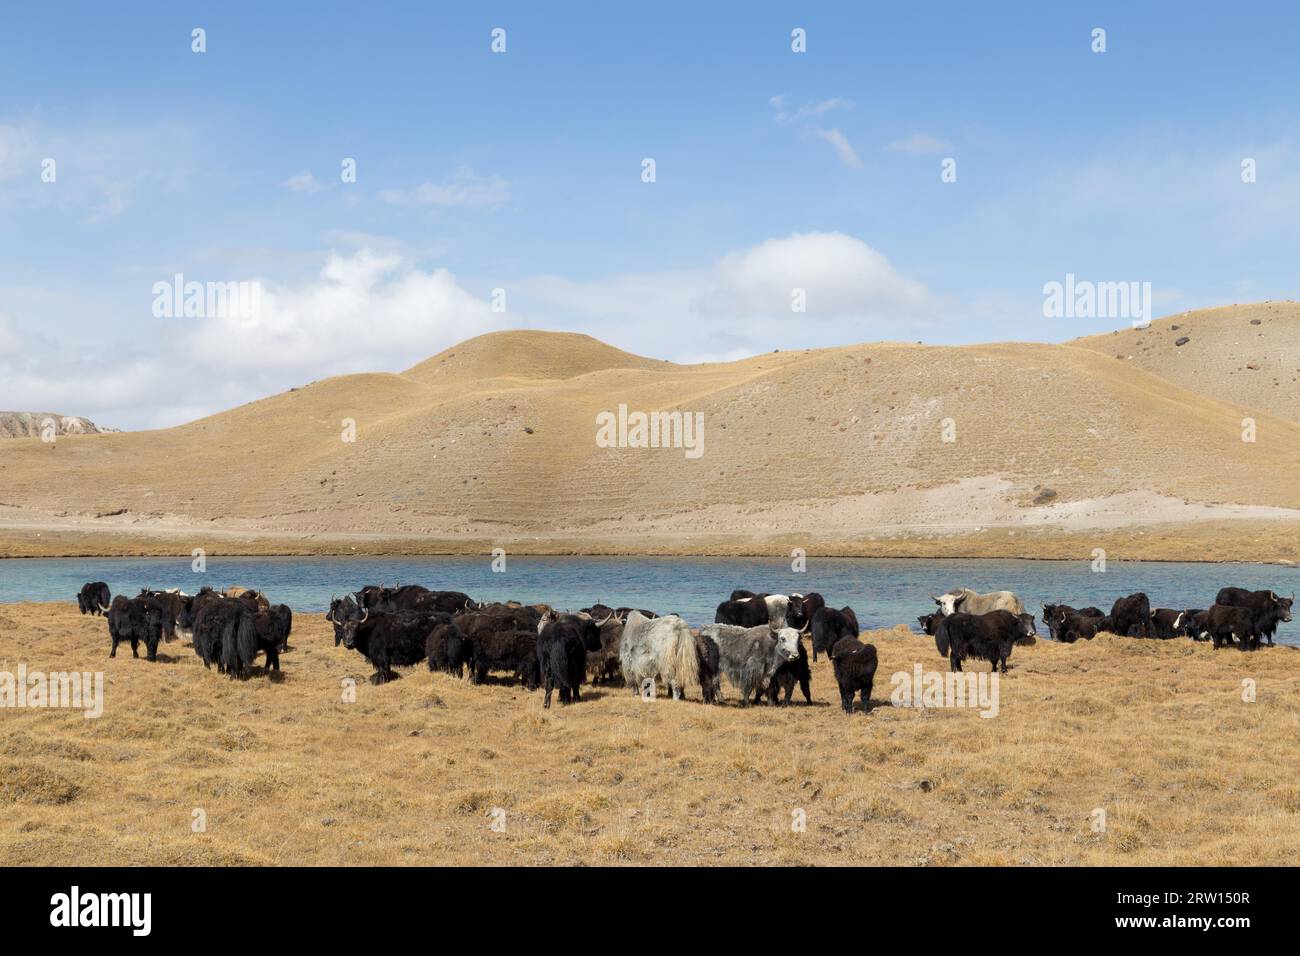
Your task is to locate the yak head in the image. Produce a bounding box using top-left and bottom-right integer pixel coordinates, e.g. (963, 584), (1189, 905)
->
(338, 604), (369, 649)
(773, 627), (801, 662)
(932, 590), (969, 616)
(917, 612), (942, 635)
(1277, 593), (1294, 622)
(1016, 613), (1038, 644)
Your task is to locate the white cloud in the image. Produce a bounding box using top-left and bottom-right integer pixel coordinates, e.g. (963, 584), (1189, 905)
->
(814, 128), (864, 169)
(771, 96), (855, 125)
(515, 232), (940, 360)
(887, 133), (951, 155)
(0, 250), (506, 428)
(379, 166), (510, 208)
(0, 234), (937, 428)
(285, 169), (326, 193)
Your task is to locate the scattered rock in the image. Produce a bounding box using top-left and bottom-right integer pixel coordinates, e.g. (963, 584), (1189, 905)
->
(1250, 319), (1262, 325)
(1174, 336), (1190, 346)
(1033, 488), (1058, 505)
(523, 426), (534, 434)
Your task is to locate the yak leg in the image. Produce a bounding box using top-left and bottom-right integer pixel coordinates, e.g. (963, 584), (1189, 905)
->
(543, 676), (554, 708)
(839, 687), (854, 714)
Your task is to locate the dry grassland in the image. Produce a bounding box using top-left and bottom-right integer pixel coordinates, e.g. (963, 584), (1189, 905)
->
(3, 602), (1298, 866)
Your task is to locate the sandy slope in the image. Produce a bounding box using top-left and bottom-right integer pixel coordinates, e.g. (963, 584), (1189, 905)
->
(1, 309), (1298, 559)
(3, 602), (1299, 866)
(1070, 300), (1300, 423)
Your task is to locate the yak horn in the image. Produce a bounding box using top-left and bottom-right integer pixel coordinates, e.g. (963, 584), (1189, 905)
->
(359, 607), (369, 624)
(595, 612), (615, 626)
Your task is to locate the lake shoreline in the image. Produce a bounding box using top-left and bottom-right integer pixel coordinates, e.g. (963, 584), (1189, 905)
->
(2, 520), (1299, 565)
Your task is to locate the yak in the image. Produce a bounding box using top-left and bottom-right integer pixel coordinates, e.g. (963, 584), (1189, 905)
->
(754, 632), (812, 706)
(1109, 593), (1152, 638)
(469, 628), (540, 687)
(1041, 604), (1102, 641)
(787, 592), (825, 634)
(934, 610), (1036, 673)
(696, 624), (800, 706)
(106, 595), (164, 661)
(77, 582), (112, 616)
(714, 596), (772, 628)
(536, 614), (605, 708)
(933, 588), (1025, 617)
(828, 634), (878, 715)
(339, 607), (447, 684)
(619, 612), (700, 700)
(810, 605), (860, 661)
(1214, 588), (1293, 646)
(426, 621), (473, 678)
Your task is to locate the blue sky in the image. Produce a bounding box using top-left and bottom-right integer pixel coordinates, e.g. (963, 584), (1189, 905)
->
(2, 2), (1298, 427)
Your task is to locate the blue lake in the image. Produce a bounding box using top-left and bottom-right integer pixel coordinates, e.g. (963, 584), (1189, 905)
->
(2, 555), (1296, 645)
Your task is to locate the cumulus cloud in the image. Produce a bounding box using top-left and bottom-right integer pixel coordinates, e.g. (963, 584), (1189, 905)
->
(515, 232), (941, 359)
(0, 233), (938, 428)
(0, 249), (507, 428)
(379, 167), (510, 208)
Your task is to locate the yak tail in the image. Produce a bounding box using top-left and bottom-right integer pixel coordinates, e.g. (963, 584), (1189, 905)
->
(670, 622), (700, 691)
(222, 612), (257, 676)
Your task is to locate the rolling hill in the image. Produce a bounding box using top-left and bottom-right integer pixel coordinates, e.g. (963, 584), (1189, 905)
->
(1, 308), (1299, 560)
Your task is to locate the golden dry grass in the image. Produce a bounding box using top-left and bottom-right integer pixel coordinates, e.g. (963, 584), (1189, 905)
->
(3, 602), (1299, 866)
(1, 305), (1300, 561)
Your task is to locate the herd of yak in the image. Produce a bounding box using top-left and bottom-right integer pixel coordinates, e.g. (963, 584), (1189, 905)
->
(75, 579), (1294, 715)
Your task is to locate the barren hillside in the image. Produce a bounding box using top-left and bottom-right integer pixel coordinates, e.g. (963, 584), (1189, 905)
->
(1069, 300), (1300, 423)
(1, 315), (1298, 559)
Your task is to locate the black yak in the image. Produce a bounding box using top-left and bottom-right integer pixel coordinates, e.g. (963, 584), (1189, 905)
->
(536, 614), (604, 708)
(1109, 593), (1152, 638)
(828, 635), (878, 715)
(426, 621), (473, 678)
(1214, 588), (1293, 646)
(935, 610), (1036, 673)
(106, 595), (164, 660)
(77, 582), (111, 616)
(339, 607), (446, 684)
(469, 629), (540, 687)
(810, 605), (860, 660)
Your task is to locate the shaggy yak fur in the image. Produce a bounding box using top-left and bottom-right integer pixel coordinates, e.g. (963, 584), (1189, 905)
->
(934, 610), (1036, 673)
(106, 595), (164, 661)
(1109, 592), (1153, 638)
(426, 621), (473, 678)
(810, 606), (860, 661)
(828, 635), (878, 715)
(78, 582), (112, 616)
(469, 628), (540, 688)
(339, 608), (447, 684)
(536, 614), (605, 707)
(619, 612), (701, 700)
(753, 633), (812, 705)
(697, 624), (800, 706)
